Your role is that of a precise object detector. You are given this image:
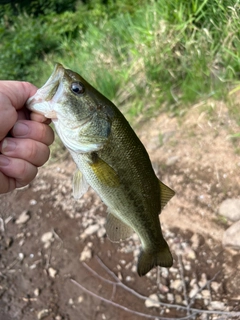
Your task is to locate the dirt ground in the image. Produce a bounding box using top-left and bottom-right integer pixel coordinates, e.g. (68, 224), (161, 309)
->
(0, 101), (240, 320)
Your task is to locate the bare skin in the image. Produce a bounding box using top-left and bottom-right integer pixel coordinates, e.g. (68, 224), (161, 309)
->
(0, 81), (54, 194)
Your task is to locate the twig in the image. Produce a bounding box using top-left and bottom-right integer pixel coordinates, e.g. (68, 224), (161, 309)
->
(52, 228), (63, 244)
(92, 256), (240, 318)
(70, 278), (195, 320)
(188, 271), (220, 308)
(177, 252), (190, 315)
(0, 217), (4, 232)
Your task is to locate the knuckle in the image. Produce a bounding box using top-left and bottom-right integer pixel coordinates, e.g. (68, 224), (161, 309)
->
(27, 141), (38, 161)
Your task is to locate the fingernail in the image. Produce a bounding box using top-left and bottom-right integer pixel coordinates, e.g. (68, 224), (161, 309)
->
(0, 156), (10, 166)
(13, 122), (29, 136)
(1, 139), (16, 153)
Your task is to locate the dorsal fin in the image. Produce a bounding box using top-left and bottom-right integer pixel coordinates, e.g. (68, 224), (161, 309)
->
(159, 181), (175, 211)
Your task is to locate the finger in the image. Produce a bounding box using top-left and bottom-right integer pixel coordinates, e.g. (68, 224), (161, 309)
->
(17, 108), (30, 121)
(0, 81), (37, 141)
(11, 120), (55, 146)
(0, 103), (17, 141)
(0, 81), (37, 110)
(30, 112), (51, 124)
(0, 172), (16, 194)
(0, 155), (38, 189)
(0, 138), (50, 167)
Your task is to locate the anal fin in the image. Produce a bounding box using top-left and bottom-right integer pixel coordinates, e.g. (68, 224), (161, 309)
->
(106, 212), (134, 242)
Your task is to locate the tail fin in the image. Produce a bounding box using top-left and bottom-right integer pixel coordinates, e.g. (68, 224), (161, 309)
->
(137, 244), (173, 277)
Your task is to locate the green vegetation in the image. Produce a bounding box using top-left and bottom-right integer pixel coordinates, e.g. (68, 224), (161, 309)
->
(0, 0), (240, 117)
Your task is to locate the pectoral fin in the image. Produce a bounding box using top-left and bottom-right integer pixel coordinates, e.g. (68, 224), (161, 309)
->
(72, 169), (89, 199)
(159, 181), (175, 211)
(90, 153), (120, 187)
(106, 212), (134, 242)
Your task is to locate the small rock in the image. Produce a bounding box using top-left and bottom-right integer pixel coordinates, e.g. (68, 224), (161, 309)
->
(190, 233), (200, 250)
(37, 309), (49, 319)
(16, 210), (30, 224)
(68, 298), (74, 305)
(34, 288), (40, 297)
(4, 237), (13, 249)
(175, 294), (182, 304)
(185, 248), (196, 260)
(125, 276), (133, 282)
(29, 199), (37, 206)
(167, 293), (174, 303)
(209, 301), (225, 310)
(48, 267), (57, 278)
(219, 198), (240, 222)
(198, 273), (207, 287)
(201, 290), (210, 299)
(170, 279), (183, 292)
(81, 224), (99, 239)
(18, 252), (24, 260)
(97, 227), (106, 238)
(78, 296), (83, 303)
(210, 281), (221, 293)
(145, 294), (159, 308)
(80, 244), (92, 261)
(41, 231), (53, 243)
(222, 220), (240, 249)
(189, 284), (200, 299)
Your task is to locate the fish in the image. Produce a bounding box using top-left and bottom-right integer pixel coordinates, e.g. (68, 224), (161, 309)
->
(26, 63), (175, 276)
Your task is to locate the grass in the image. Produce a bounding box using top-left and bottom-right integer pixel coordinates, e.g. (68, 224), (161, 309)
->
(0, 0), (240, 119)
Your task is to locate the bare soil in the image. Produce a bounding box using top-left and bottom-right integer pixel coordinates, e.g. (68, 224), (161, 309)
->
(0, 102), (240, 320)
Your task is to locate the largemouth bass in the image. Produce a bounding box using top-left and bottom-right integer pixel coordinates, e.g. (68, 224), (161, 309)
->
(26, 64), (175, 276)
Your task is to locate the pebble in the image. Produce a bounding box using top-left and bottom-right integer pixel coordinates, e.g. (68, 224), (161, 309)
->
(15, 210), (30, 224)
(170, 279), (182, 292)
(48, 267), (57, 278)
(37, 309), (49, 319)
(18, 252), (24, 260)
(210, 281), (221, 293)
(209, 301), (225, 310)
(80, 224), (99, 239)
(189, 284), (200, 299)
(201, 290), (210, 299)
(219, 198), (240, 222)
(29, 199), (37, 206)
(190, 233), (200, 250)
(222, 220), (240, 249)
(175, 294), (182, 304)
(145, 294), (159, 308)
(198, 273), (207, 287)
(41, 231), (53, 243)
(167, 293), (174, 303)
(97, 227), (106, 238)
(34, 288), (40, 297)
(79, 243), (92, 261)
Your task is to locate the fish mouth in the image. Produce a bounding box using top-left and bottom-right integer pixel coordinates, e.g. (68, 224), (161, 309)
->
(26, 63), (65, 118)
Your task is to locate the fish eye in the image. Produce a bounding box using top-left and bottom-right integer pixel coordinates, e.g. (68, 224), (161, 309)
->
(71, 82), (85, 95)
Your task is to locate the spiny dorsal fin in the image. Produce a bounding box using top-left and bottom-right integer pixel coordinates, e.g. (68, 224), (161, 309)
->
(159, 181), (175, 211)
(105, 212), (134, 242)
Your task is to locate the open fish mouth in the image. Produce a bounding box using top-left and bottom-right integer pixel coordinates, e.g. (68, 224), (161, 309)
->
(26, 64), (65, 118)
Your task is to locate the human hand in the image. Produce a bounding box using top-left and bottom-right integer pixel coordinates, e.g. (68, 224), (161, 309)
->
(0, 81), (54, 194)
